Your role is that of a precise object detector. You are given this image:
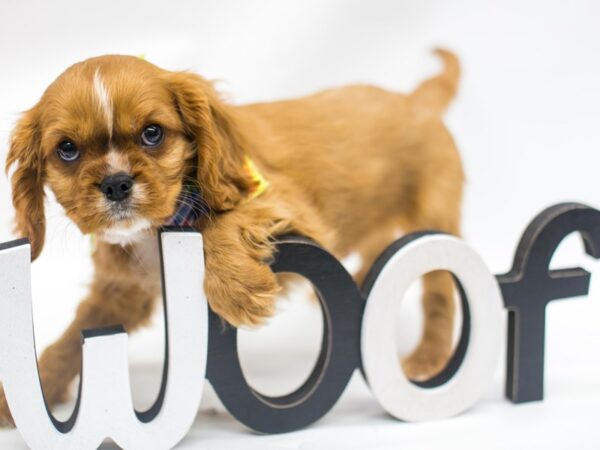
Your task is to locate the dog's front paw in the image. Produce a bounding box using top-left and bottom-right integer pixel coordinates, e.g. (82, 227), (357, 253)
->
(0, 386), (15, 428)
(205, 261), (279, 327)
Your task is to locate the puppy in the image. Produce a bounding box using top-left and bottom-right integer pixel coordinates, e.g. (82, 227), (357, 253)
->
(1, 49), (463, 424)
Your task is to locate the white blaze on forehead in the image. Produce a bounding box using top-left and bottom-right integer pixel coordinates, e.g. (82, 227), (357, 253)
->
(93, 69), (113, 137)
(106, 148), (131, 173)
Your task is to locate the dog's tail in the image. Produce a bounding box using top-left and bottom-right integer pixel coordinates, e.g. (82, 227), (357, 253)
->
(410, 49), (460, 116)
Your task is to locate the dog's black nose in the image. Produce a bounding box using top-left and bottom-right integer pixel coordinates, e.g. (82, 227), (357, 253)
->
(100, 173), (134, 202)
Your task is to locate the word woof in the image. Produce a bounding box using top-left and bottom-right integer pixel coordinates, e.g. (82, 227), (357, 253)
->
(0, 202), (598, 450)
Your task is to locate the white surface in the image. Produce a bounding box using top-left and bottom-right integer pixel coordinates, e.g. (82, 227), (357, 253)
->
(0, 0), (599, 449)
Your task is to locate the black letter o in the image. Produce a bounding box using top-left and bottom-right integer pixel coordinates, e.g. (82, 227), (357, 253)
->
(206, 236), (363, 433)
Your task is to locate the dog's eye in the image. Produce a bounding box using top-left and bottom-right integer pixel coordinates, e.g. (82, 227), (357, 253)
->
(140, 124), (164, 148)
(56, 141), (80, 162)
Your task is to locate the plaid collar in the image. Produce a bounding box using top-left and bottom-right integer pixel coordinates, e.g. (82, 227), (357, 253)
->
(164, 157), (269, 227)
(163, 185), (206, 227)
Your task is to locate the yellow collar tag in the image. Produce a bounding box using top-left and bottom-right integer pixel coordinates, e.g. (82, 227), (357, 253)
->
(243, 156), (270, 202)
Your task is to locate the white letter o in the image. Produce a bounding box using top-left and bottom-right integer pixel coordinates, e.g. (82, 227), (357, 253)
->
(361, 234), (503, 422)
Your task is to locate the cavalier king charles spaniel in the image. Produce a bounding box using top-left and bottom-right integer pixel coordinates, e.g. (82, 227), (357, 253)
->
(1, 49), (463, 424)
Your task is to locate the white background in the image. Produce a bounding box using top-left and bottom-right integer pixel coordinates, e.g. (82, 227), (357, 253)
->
(1, 0), (600, 449)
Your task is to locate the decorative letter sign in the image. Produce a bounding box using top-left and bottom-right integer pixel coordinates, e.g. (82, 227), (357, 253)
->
(0, 202), (597, 449)
(206, 236), (363, 434)
(0, 232), (208, 450)
(361, 232), (503, 422)
(497, 203), (600, 403)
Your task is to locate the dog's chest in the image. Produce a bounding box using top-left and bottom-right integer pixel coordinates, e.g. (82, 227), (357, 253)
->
(130, 235), (162, 286)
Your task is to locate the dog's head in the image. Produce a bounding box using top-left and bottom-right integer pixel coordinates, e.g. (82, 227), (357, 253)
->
(6, 55), (254, 258)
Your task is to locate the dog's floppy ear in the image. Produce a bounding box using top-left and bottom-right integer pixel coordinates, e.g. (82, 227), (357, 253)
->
(5, 109), (46, 260)
(165, 71), (253, 211)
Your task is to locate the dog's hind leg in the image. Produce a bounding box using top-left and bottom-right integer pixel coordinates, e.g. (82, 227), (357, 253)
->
(396, 124), (464, 382)
(401, 268), (458, 381)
